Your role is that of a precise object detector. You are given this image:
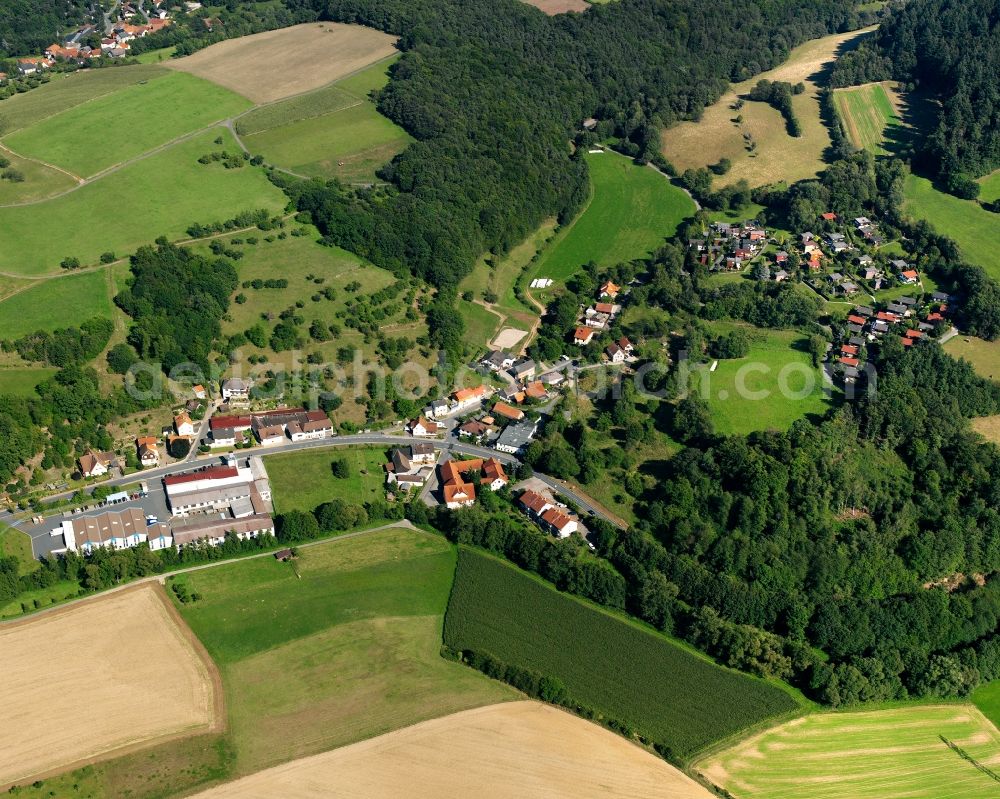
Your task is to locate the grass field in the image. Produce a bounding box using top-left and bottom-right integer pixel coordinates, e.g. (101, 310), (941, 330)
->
(189, 702), (714, 799)
(904, 174), (1000, 282)
(944, 336), (1000, 382)
(0, 66), (168, 135)
(833, 81), (900, 154)
(174, 528), (514, 777)
(522, 0), (590, 12)
(3, 72), (251, 178)
(266, 446), (390, 513)
(980, 170), (1000, 204)
(168, 22), (398, 104)
(663, 28), (875, 188)
(972, 680), (1000, 729)
(0, 126), (286, 277)
(0, 366), (57, 398)
(444, 548), (802, 762)
(0, 270), (113, 339)
(700, 704), (1000, 799)
(0, 146), (77, 204)
(239, 58), (411, 184)
(694, 325), (833, 436)
(0, 525), (36, 574)
(527, 152), (694, 289)
(0, 584), (220, 788)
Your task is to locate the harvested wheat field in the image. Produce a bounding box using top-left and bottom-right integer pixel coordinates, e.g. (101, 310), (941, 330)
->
(191, 701), (714, 799)
(522, 0), (590, 13)
(0, 584), (221, 788)
(168, 23), (398, 103)
(662, 27), (875, 188)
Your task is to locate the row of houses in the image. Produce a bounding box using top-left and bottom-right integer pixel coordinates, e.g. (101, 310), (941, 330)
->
(208, 407), (333, 447)
(517, 489), (579, 537)
(689, 220), (768, 272)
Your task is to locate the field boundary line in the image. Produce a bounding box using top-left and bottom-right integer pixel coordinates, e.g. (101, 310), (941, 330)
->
(0, 141), (84, 186)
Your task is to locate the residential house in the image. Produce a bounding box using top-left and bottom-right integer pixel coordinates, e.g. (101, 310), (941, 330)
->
(287, 417), (333, 441)
(458, 420), (494, 443)
(221, 377), (251, 402)
(442, 482), (475, 509)
(439, 457), (509, 494)
(774, 270), (789, 283)
(406, 416), (442, 437)
(495, 418), (539, 455)
(523, 381), (548, 401)
(192, 384), (207, 400)
(509, 358), (536, 381)
(78, 449), (117, 479)
(452, 384), (492, 411)
(606, 343), (627, 363)
(174, 411), (195, 437)
(426, 398), (450, 419)
(574, 327), (595, 346)
(481, 350), (515, 372)
(255, 425), (286, 445)
(899, 270), (919, 284)
(136, 436), (159, 466)
(599, 281), (620, 299)
(541, 506), (578, 538)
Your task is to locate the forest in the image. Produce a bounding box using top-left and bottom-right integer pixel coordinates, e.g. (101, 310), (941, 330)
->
(0, 0), (88, 59)
(290, 0), (870, 299)
(831, 0), (1000, 197)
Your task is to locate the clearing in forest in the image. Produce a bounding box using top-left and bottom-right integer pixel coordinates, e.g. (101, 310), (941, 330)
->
(833, 81), (901, 154)
(167, 23), (398, 104)
(662, 27), (876, 188)
(0, 584), (221, 788)
(521, 0), (590, 13)
(698, 704), (1000, 799)
(188, 702), (715, 799)
(944, 337), (1000, 384)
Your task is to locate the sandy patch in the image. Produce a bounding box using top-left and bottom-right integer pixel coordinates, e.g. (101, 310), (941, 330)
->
(0, 584), (221, 788)
(522, 0), (590, 13)
(190, 701), (714, 799)
(168, 23), (398, 104)
(491, 327), (528, 349)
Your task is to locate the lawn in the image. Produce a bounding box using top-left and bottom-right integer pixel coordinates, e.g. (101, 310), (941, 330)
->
(444, 548), (803, 762)
(457, 299), (503, 352)
(972, 680), (1000, 729)
(0, 366), (58, 397)
(0, 525), (36, 574)
(527, 151), (694, 288)
(979, 170), (1000, 204)
(0, 126), (286, 277)
(699, 704), (1000, 799)
(4, 72), (251, 178)
(0, 146), (77, 205)
(0, 270), (113, 339)
(266, 446), (392, 513)
(239, 58), (411, 184)
(0, 66), (169, 135)
(833, 81), (900, 154)
(694, 325), (833, 436)
(173, 528), (514, 777)
(903, 174), (1000, 282)
(662, 28), (875, 188)
(945, 336), (1000, 382)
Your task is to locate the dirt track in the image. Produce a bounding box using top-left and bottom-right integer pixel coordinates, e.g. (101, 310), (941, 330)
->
(0, 584), (221, 788)
(190, 701), (714, 798)
(167, 23), (398, 103)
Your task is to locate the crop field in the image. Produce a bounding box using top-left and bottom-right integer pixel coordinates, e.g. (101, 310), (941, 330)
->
(444, 548), (802, 761)
(0, 126), (286, 277)
(694, 325), (832, 436)
(527, 152), (694, 290)
(173, 528), (514, 778)
(699, 704), (1000, 799)
(904, 174), (1000, 281)
(168, 22), (398, 104)
(0, 584), (221, 788)
(189, 702), (714, 799)
(663, 28), (875, 188)
(944, 336), (1000, 383)
(0, 66), (168, 135)
(266, 446), (391, 514)
(522, 0), (590, 12)
(3, 72), (251, 178)
(239, 59), (411, 184)
(0, 270), (113, 339)
(833, 81), (901, 154)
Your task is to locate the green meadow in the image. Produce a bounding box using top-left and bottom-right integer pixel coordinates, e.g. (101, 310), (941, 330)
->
(0, 270), (113, 339)
(701, 704), (1000, 799)
(979, 170), (1000, 204)
(0, 367), (58, 397)
(528, 151), (694, 287)
(0, 66), (169, 134)
(695, 325), (832, 436)
(0, 148), (77, 205)
(239, 58), (411, 183)
(4, 72), (251, 178)
(903, 174), (1000, 282)
(833, 81), (900, 154)
(0, 126), (286, 277)
(266, 446), (391, 514)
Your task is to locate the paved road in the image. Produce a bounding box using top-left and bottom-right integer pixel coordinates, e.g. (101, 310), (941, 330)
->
(4, 429), (624, 560)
